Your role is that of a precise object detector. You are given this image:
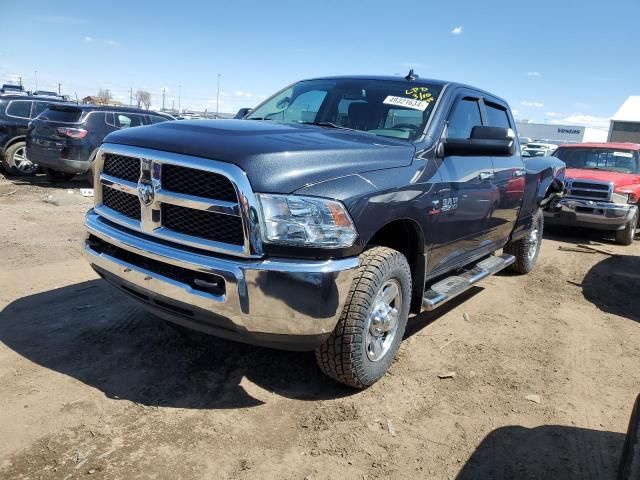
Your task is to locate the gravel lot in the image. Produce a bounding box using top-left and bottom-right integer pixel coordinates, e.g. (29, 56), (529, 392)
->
(0, 171), (639, 480)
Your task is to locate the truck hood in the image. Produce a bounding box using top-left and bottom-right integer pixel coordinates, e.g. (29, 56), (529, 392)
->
(565, 168), (640, 190)
(104, 119), (416, 193)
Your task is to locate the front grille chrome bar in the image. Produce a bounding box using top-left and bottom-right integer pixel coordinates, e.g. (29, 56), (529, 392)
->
(93, 143), (264, 258)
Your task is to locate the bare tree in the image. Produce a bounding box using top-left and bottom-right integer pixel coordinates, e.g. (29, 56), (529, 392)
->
(135, 89), (151, 110)
(96, 88), (112, 105)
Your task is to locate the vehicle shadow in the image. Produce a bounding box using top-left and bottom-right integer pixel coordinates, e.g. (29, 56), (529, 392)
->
(0, 278), (472, 410)
(544, 224), (637, 246)
(405, 287), (483, 338)
(581, 254), (640, 323)
(1, 172), (89, 189)
(456, 424), (625, 480)
(0, 280), (353, 409)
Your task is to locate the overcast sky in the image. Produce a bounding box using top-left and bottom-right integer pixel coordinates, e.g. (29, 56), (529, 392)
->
(1, 0), (638, 126)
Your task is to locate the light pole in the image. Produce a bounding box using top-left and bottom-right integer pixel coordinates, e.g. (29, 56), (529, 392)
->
(178, 85), (181, 113)
(34, 70), (38, 91)
(216, 74), (221, 117)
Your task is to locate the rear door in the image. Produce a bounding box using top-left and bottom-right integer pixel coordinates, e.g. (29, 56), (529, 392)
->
(430, 93), (495, 271)
(482, 99), (525, 245)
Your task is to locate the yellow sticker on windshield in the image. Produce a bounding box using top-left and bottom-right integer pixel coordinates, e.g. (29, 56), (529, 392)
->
(405, 87), (433, 102)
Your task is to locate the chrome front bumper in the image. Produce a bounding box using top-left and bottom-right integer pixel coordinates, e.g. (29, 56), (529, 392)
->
(544, 198), (638, 230)
(85, 210), (359, 350)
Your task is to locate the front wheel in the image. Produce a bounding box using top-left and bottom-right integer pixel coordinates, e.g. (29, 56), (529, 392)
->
(2, 142), (38, 176)
(315, 247), (411, 388)
(615, 211), (638, 246)
(504, 208), (543, 274)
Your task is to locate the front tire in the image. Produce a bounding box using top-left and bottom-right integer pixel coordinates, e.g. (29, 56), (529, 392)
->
(2, 142), (38, 176)
(615, 211), (638, 246)
(315, 247), (411, 388)
(504, 208), (543, 274)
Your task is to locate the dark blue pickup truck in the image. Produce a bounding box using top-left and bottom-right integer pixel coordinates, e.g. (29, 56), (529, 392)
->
(83, 74), (565, 387)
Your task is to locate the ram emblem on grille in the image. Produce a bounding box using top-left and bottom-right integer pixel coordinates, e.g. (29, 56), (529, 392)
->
(138, 182), (154, 206)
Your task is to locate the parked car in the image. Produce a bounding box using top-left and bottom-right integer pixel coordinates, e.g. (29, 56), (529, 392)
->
(83, 74), (565, 387)
(518, 136), (532, 150)
(26, 105), (174, 183)
(0, 84), (27, 95)
(0, 94), (70, 175)
(545, 142), (639, 244)
(522, 141), (557, 157)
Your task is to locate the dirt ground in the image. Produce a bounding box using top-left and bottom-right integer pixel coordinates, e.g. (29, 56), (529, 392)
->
(0, 171), (639, 480)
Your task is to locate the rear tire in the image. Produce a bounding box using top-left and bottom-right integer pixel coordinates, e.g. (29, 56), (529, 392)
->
(2, 142), (38, 176)
(615, 211), (638, 246)
(504, 208), (543, 274)
(45, 168), (75, 182)
(315, 246), (411, 388)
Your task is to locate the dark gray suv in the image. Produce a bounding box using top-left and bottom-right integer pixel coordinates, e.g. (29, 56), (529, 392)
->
(0, 94), (69, 175)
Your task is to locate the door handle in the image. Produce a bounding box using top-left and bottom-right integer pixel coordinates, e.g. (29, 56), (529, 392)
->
(478, 171), (493, 180)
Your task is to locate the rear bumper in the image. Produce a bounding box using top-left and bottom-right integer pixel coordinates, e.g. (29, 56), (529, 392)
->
(84, 211), (359, 351)
(26, 139), (91, 173)
(544, 197), (638, 231)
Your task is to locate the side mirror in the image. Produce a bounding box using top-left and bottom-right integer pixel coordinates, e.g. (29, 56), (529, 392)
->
(234, 107), (253, 119)
(442, 126), (515, 157)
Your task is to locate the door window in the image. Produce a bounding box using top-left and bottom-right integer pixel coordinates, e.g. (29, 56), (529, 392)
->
(116, 113), (144, 129)
(6, 100), (32, 119)
(485, 102), (511, 129)
(447, 98), (482, 139)
(32, 101), (51, 118)
(148, 114), (170, 124)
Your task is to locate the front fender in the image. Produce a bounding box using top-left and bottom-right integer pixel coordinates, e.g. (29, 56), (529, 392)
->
(511, 156), (566, 241)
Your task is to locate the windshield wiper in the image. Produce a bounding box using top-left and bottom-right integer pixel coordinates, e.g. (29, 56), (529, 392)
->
(246, 117), (272, 120)
(298, 121), (355, 131)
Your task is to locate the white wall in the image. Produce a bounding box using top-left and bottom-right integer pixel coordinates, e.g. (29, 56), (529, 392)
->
(516, 122), (585, 143)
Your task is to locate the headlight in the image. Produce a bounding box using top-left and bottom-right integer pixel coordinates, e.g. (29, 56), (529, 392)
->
(612, 192), (631, 204)
(256, 194), (358, 248)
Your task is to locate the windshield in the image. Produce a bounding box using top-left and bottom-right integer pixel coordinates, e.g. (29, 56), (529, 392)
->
(247, 79), (442, 141)
(554, 148), (639, 174)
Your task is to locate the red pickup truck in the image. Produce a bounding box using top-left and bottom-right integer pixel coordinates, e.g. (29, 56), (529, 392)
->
(545, 142), (639, 245)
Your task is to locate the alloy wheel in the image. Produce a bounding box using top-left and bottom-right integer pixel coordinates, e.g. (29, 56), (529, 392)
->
(365, 279), (402, 362)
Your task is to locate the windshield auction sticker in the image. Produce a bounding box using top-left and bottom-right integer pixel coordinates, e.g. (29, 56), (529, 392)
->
(383, 95), (430, 111)
(613, 151), (633, 157)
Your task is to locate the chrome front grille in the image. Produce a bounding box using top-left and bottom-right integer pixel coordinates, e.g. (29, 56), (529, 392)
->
(102, 186), (141, 220)
(103, 153), (141, 183)
(566, 179), (613, 202)
(162, 204), (245, 244)
(93, 143), (263, 258)
(162, 164), (238, 202)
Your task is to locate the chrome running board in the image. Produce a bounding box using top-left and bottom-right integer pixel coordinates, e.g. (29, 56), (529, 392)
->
(422, 254), (515, 311)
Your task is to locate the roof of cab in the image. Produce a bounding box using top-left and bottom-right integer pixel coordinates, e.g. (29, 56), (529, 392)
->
(302, 75), (509, 106)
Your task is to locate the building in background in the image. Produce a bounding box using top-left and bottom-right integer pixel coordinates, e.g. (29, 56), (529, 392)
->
(608, 96), (640, 143)
(516, 122), (608, 144)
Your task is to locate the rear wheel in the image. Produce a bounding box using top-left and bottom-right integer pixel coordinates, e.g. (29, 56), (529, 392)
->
(615, 211), (638, 246)
(504, 208), (543, 274)
(45, 168), (75, 182)
(315, 246), (411, 388)
(2, 142), (38, 176)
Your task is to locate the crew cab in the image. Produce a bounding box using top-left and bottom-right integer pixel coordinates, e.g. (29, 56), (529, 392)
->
(83, 75), (564, 387)
(0, 94), (69, 175)
(545, 143), (639, 245)
(26, 104), (174, 182)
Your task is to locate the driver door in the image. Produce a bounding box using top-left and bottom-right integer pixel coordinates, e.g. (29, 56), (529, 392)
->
(429, 94), (495, 272)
